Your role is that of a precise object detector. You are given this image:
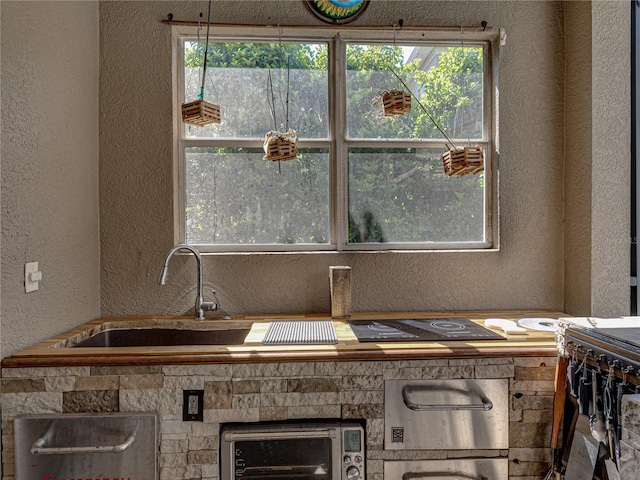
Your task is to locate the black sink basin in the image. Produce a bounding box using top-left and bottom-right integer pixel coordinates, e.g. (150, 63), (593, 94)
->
(71, 328), (250, 347)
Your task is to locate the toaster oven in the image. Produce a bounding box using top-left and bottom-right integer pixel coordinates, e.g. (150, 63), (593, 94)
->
(220, 421), (365, 480)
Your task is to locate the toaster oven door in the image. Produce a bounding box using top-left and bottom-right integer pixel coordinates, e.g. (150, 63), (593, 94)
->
(221, 427), (340, 480)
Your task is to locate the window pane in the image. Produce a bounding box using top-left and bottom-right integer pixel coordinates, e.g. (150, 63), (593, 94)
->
(348, 148), (485, 243)
(185, 147), (330, 245)
(346, 44), (484, 141)
(184, 41), (328, 139)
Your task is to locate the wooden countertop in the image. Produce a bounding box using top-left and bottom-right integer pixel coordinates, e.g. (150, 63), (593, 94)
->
(1, 310), (562, 368)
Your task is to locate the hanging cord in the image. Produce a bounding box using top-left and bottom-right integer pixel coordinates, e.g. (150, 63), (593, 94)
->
(266, 70), (278, 131)
(198, 0), (212, 101)
(389, 68), (455, 150)
(285, 55), (291, 131)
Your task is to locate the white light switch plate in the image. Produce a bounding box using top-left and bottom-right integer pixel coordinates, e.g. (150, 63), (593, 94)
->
(25, 262), (41, 293)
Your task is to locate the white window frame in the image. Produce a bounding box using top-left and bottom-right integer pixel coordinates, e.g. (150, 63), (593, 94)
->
(172, 25), (497, 253)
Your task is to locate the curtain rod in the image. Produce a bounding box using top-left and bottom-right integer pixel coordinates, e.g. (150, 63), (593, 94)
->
(162, 18), (492, 32)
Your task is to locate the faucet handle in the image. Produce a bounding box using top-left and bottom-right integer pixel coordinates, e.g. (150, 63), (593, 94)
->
(201, 301), (218, 312)
(202, 290), (219, 312)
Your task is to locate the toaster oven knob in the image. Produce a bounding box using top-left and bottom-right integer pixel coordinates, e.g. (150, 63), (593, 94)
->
(343, 455), (352, 464)
(346, 466), (360, 480)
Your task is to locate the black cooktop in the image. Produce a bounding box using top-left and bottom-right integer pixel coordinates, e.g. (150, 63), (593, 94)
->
(348, 318), (506, 342)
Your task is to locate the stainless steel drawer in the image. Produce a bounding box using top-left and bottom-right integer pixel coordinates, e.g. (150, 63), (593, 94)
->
(14, 412), (158, 480)
(384, 458), (508, 480)
(384, 379), (508, 450)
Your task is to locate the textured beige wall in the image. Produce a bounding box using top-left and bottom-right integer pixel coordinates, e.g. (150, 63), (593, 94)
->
(564, 1), (631, 316)
(100, 1), (568, 318)
(1, 1), (101, 358)
(1, 1), (630, 358)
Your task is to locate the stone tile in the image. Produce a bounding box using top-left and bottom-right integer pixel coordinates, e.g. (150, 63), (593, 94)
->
(189, 435), (218, 451)
(510, 421), (552, 448)
(511, 393), (554, 411)
(382, 368), (424, 380)
(232, 379), (261, 394)
(1, 367), (90, 378)
(188, 449), (217, 465)
(514, 365), (556, 381)
(620, 440), (640, 480)
(119, 388), (181, 415)
(159, 465), (202, 480)
(342, 375), (383, 390)
(160, 452), (189, 467)
(1, 392), (48, 417)
(232, 393), (261, 409)
(315, 361), (383, 376)
(204, 381), (232, 409)
(120, 374), (164, 389)
(509, 447), (552, 462)
(1, 378), (45, 393)
(513, 357), (556, 368)
(422, 365), (475, 379)
(341, 390), (383, 405)
(75, 375), (119, 391)
(367, 418), (385, 447)
(205, 408), (259, 423)
(623, 394), (640, 449)
(44, 376), (76, 392)
(288, 377), (340, 393)
(63, 390), (118, 413)
(161, 438), (189, 453)
(163, 364), (232, 378)
(191, 421), (219, 437)
(522, 409), (553, 423)
(509, 460), (550, 477)
(260, 379), (288, 392)
(259, 406), (288, 421)
(161, 419), (193, 435)
(342, 404), (384, 419)
(233, 362), (315, 378)
(287, 405), (341, 419)
(449, 358), (513, 366)
(475, 364), (515, 378)
(260, 392), (340, 407)
(164, 375), (206, 390)
(510, 380), (555, 393)
(91, 365), (161, 375)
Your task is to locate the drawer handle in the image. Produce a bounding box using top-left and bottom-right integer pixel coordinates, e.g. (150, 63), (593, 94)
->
(403, 473), (489, 480)
(31, 426), (137, 455)
(402, 385), (493, 411)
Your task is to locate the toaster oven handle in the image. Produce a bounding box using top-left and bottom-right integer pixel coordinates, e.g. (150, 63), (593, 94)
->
(402, 385), (493, 411)
(402, 472), (489, 480)
(222, 429), (336, 441)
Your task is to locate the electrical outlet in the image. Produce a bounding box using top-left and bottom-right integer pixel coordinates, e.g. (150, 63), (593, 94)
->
(183, 390), (204, 421)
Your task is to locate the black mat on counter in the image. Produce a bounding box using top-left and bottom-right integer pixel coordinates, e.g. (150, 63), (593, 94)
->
(348, 318), (506, 342)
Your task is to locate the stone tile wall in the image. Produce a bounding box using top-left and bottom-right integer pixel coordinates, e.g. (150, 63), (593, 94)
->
(621, 394), (640, 480)
(0, 357), (557, 480)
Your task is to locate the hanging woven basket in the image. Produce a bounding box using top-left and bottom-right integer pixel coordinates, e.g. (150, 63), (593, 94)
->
(181, 0), (221, 128)
(182, 99), (221, 127)
(373, 90), (412, 117)
(442, 146), (484, 177)
(263, 130), (299, 161)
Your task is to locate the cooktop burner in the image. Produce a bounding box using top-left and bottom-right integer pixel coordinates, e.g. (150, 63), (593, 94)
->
(348, 318), (506, 342)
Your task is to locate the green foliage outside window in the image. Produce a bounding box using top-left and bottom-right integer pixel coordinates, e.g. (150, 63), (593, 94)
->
(182, 39), (487, 247)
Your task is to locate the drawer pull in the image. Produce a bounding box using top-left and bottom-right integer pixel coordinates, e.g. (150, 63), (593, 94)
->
(31, 425), (137, 455)
(402, 473), (489, 480)
(402, 384), (493, 411)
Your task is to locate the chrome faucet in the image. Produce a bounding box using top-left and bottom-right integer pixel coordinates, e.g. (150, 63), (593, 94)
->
(157, 244), (218, 320)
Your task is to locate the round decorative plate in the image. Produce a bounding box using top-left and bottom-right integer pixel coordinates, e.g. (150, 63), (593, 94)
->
(304, 0), (370, 24)
(515, 317), (560, 332)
